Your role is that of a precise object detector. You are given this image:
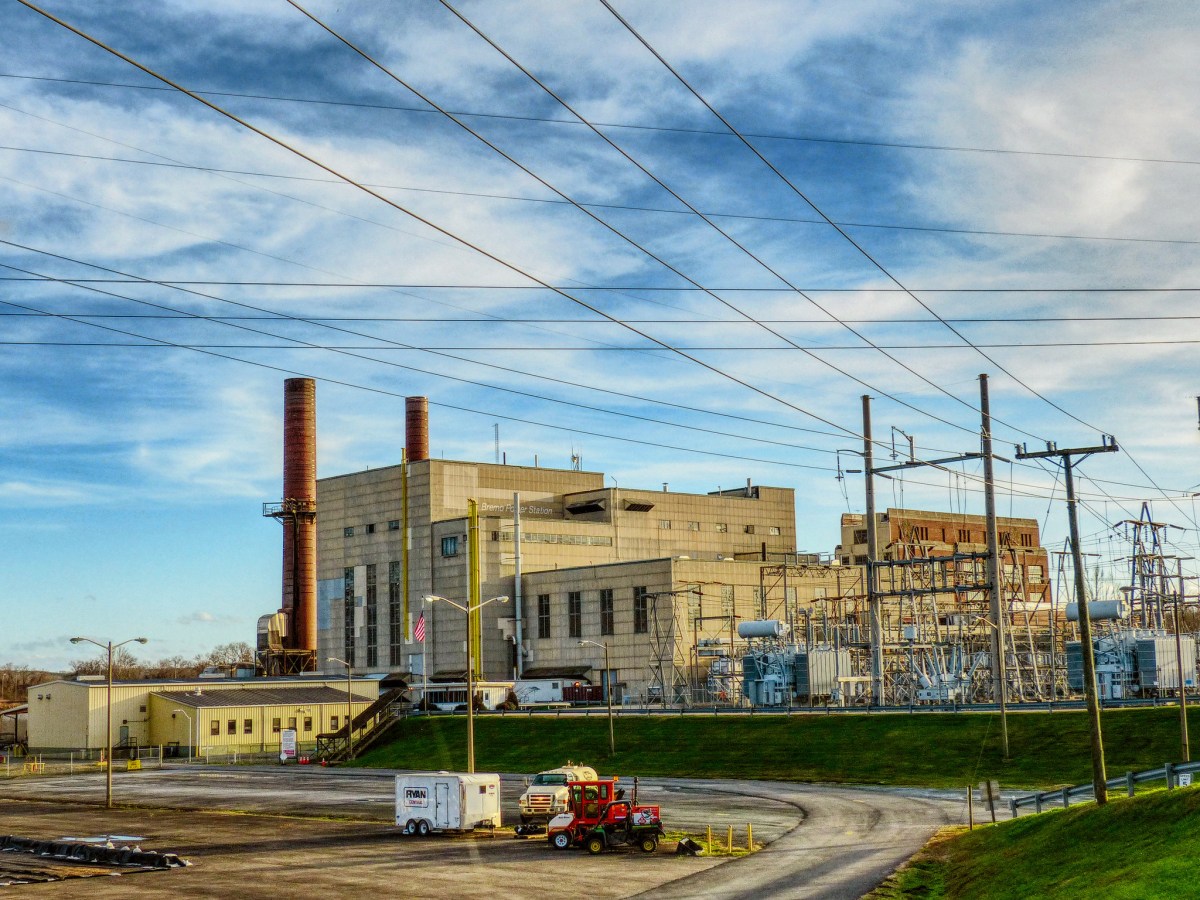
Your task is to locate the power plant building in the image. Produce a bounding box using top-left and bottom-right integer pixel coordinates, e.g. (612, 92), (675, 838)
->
(316, 450), (826, 700)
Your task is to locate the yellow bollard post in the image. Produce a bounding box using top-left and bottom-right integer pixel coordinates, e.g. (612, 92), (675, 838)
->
(727, 825), (734, 853)
(706, 825), (713, 855)
(747, 823), (753, 851)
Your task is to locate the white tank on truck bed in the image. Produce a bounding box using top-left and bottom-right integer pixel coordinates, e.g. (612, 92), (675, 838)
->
(395, 772), (502, 835)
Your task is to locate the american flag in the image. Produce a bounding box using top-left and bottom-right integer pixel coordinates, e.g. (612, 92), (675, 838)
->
(413, 613), (426, 643)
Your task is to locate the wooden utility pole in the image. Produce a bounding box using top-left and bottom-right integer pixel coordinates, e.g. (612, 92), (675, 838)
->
(862, 395), (883, 706)
(1016, 437), (1119, 803)
(979, 375), (1009, 760)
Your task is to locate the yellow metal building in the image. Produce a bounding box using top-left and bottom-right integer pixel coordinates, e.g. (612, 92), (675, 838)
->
(27, 676), (377, 756)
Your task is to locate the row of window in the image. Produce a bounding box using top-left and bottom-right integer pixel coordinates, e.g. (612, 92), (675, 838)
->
(344, 521), (402, 538)
(208, 714), (340, 736)
(536, 586), (656, 639)
(658, 521), (780, 535)
(853, 526), (1037, 548)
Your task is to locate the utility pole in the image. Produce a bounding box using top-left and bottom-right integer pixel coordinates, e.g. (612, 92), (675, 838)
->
(1016, 436), (1119, 803)
(1175, 558), (1190, 762)
(862, 395), (883, 706)
(979, 375), (1009, 760)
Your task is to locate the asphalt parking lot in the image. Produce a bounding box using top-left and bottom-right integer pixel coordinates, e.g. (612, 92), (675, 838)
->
(0, 766), (967, 898)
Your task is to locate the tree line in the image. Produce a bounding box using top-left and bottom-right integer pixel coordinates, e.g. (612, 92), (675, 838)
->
(0, 642), (256, 704)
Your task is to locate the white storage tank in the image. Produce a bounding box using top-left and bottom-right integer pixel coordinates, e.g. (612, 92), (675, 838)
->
(395, 772), (502, 835)
(737, 620), (790, 639)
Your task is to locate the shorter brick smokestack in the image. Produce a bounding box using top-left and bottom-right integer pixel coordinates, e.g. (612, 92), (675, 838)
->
(406, 396), (429, 461)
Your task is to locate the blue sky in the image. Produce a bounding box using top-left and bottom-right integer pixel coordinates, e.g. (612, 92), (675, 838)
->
(3, 0), (1200, 669)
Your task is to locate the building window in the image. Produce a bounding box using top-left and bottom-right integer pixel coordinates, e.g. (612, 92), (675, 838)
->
(854, 555), (868, 565)
(744, 525), (756, 534)
(288, 717), (298, 730)
(599, 588), (614, 635)
(659, 520), (672, 530)
(538, 594), (551, 639)
(853, 528), (868, 544)
(272, 718), (282, 734)
(344, 526), (354, 537)
(243, 719), (253, 735)
(914, 526), (930, 541)
(366, 563), (378, 668)
(768, 526), (781, 536)
(633, 587), (649, 634)
(1029, 565), (1044, 584)
(715, 523), (728, 533)
(227, 719), (236, 735)
(441, 535), (460, 557)
(303, 716), (313, 732)
(785, 587), (798, 623)
(1020, 533), (1034, 547)
(389, 560), (404, 662)
(568, 591), (582, 639)
(366, 523), (376, 534)
(388, 519), (400, 531)
(720, 584), (734, 617)
(344, 566), (356, 663)
(686, 585), (702, 624)
(958, 528), (971, 543)
(139, 704), (147, 713)
(331, 716), (339, 731)
(753, 586), (765, 619)
(686, 521), (700, 531)
(210, 720), (220, 737)
(999, 531), (1013, 546)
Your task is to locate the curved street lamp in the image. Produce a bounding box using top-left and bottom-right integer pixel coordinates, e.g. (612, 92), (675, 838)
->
(69, 635), (148, 808)
(327, 657), (355, 760)
(423, 594), (508, 773)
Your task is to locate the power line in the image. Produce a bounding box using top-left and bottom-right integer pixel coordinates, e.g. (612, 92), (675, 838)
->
(6, 71), (1200, 167)
(599, 0), (1099, 442)
(0, 242), (853, 456)
(9, 278), (1200, 297)
(10, 339), (1200, 350)
(282, 0), (990, 445)
(425, 0), (1035, 445)
(5, 142), (1197, 247)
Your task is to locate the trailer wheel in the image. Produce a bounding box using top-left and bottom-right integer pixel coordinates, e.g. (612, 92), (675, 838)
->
(403, 819), (418, 836)
(639, 835), (658, 853)
(551, 831), (572, 850)
(417, 820), (431, 837)
(584, 834), (605, 855)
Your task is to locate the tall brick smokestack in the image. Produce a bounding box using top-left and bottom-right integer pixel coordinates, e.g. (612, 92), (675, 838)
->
(282, 377), (317, 652)
(405, 396), (429, 462)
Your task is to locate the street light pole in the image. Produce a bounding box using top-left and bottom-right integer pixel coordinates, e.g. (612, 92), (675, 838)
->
(69, 635), (148, 809)
(327, 657), (354, 760)
(579, 640), (614, 755)
(424, 594), (509, 773)
(171, 708), (193, 764)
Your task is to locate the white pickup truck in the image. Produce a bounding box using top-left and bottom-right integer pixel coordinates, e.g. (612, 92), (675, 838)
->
(518, 763), (599, 829)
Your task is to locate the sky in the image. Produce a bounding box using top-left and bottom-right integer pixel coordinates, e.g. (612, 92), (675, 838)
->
(3, 0), (1200, 670)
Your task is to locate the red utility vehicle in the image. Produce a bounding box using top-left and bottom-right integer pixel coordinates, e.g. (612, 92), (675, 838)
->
(547, 779), (664, 854)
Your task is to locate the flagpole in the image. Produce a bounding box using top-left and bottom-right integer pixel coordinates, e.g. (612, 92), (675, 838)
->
(422, 610), (428, 713)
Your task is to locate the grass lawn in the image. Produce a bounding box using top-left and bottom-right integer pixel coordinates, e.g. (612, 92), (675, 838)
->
(354, 705), (1197, 790)
(870, 786), (1200, 899)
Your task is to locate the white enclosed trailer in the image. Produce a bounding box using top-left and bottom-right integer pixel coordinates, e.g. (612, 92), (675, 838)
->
(395, 772), (502, 835)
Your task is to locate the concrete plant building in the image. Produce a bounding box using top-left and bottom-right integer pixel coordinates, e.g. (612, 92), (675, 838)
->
(317, 449), (809, 698)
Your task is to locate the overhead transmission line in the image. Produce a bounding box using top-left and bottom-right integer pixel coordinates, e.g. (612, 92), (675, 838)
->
(599, 0), (1198, 534)
(0, 269), (840, 473)
(4, 143), (1197, 248)
(6, 71), (1200, 168)
(427, 0), (1047, 444)
(283, 0), (992, 445)
(13, 4), (1185, 520)
(0, 241), (851, 456)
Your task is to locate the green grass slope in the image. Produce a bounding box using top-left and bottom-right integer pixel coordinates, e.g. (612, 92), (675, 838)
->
(355, 705), (1198, 789)
(874, 786), (1200, 900)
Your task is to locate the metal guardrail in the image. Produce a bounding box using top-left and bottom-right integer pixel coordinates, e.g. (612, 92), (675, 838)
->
(1010, 760), (1200, 817)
